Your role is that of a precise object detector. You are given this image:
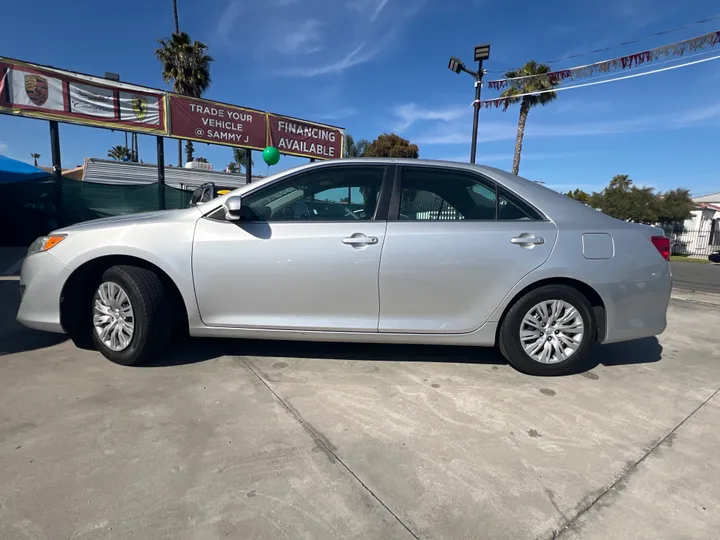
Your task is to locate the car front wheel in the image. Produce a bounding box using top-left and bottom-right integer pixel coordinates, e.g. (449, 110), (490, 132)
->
(498, 285), (595, 376)
(90, 265), (172, 366)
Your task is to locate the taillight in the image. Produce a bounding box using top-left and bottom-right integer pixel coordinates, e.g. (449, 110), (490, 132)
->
(651, 235), (670, 261)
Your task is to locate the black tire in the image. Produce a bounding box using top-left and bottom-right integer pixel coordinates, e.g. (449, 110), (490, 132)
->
(90, 265), (173, 366)
(498, 285), (595, 376)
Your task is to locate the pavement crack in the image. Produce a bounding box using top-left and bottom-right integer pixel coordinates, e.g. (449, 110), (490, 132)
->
(553, 385), (720, 539)
(240, 357), (421, 540)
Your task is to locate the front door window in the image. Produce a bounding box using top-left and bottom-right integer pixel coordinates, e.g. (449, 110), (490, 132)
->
(241, 166), (385, 222)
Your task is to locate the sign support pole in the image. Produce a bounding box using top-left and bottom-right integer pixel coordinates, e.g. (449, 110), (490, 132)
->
(157, 136), (166, 210)
(245, 150), (252, 184)
(49, 121), (63, 227)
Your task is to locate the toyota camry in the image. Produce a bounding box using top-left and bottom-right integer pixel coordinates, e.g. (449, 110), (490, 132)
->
(17, 159), (672, 376)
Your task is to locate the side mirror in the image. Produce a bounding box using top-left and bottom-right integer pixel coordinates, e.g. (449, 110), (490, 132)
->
(223, 196), (243, 221)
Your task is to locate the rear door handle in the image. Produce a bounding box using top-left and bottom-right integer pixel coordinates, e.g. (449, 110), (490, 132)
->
(342, 235), (379, 246)
(510, 236), (544, 245)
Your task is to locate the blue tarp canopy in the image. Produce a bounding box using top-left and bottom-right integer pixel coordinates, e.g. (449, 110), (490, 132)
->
(0, 155), (53, 184)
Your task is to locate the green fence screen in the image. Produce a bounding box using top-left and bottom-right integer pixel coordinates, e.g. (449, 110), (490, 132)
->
(0, 177), (192, 246)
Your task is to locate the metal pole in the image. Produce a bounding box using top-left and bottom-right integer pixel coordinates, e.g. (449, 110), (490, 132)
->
(470, 60), (484, 164)
(245, 150), (252, 184)
(49, 121), (63, 227)
(157, 136), (166, 210)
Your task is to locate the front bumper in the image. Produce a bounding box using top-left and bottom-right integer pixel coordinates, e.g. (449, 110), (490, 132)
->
(16, 252), (72, 334)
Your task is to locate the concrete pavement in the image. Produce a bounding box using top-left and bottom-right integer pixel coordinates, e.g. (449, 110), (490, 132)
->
(1, 276), (720, 539)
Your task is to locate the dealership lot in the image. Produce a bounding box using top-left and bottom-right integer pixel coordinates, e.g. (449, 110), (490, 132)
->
(1, 275), (719, 540)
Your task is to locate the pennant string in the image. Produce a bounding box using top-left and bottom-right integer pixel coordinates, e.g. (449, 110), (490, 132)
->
(487, 30), (720, 91)
(477, 53), (720, 109)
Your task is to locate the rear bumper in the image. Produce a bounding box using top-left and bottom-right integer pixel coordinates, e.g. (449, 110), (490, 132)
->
(597, 269), (672, 344)
(16, 252), (71, 334)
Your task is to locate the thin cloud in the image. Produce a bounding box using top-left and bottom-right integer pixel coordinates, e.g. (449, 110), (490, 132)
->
(277, 42), (377, 77)
(216, 1), (243, 43)
(278, 20), (322, 55)
(393, 103), (468, 132)
(0, 143), (7, 155)
(347, 0), (391, 22)
(313, 107), (359, 120)
(414, 102), (720, 144)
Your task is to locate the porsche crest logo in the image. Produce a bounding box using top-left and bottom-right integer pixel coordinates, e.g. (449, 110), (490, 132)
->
(132, 97), (147, 121)
(24, 74), (49, 107)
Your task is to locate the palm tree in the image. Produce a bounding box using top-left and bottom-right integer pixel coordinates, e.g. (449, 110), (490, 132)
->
(107, 145), (131, 161)
(500, 61), (559, 175)
(345, 134), (369, 158)
(155, 31), (214, 165)
(30, 153), (40, 166)
(232, 148), (253, 173)
(173, 0), (179, 33)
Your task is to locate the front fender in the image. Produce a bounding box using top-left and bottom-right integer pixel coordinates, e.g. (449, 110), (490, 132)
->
(52, 220), (200, 322)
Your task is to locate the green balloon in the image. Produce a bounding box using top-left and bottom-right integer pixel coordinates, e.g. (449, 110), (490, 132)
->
(263, 146), (280, 166)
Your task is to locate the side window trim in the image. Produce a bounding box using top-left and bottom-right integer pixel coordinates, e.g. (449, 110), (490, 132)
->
(390, 164), (545, 222)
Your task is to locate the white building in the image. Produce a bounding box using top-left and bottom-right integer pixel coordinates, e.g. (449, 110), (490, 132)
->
(670, 192), (720, 257)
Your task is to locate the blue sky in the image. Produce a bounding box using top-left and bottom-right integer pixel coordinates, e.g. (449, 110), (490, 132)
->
(0, 0), (719, 196)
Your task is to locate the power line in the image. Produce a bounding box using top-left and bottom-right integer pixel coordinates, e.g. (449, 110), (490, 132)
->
(486, 13), (720, 74)
(476, 53), (720, 107)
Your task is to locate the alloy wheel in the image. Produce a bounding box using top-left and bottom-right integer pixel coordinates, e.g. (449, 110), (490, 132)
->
(93, 281), (135, 351)
(519, 299), (584, 364)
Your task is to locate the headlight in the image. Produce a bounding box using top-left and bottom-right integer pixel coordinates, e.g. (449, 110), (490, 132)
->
(28, 234), (66, 256)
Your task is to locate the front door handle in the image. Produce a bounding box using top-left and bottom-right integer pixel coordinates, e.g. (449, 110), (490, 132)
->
(510, 235), (545, 245)
(342, 234), (379, 246)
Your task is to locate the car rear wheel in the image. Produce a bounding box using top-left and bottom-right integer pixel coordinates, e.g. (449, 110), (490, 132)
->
(498, 285), (595, 376)
(90, 265), (172, 366)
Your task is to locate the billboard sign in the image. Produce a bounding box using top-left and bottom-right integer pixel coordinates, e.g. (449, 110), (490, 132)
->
(267, 113), (344, 160)
(0, 56), (346, 160)
(168, 94), (266, 150)
(0, 57), (167, 135)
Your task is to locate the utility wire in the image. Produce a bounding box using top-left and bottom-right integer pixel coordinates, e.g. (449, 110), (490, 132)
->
(476, 53), (720, 106)
(486, 13), (720, 73)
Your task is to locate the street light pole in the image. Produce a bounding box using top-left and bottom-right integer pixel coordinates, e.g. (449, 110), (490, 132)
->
(448, 44), (490, 165)
(469, 63), (484, 164)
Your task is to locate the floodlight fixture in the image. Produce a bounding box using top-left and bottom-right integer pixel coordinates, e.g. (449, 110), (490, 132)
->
(448, 56), (465, 74)
(474, 44), (491, 62)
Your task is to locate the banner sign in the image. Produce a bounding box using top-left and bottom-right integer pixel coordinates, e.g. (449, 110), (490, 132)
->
(168, 94), (266, 150)
(0, 57), (167, 135)
(267, 113), (344, 160)
(0, 56), (346, 160)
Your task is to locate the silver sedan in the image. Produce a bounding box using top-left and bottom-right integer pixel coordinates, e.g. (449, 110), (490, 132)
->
(17, 159), (672, 376)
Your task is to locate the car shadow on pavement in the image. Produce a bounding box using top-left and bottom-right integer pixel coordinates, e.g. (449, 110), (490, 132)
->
(143, 338), (508, 368)
(143, 335), (663, 373)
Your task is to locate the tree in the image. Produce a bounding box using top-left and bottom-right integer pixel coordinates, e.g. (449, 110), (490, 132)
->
(185, 140), (195, 162)
(195, 156), (208, 163)
(363, 133), (419, 158)
(30, 153), (41, 166)
(232, 147), (253, 172)
(574, 174), (695, 225)
(345, 134), (370, 158)
(226, 162), (239, 173)
(500, 61), (560, 175)
(107, 145), (131, 161)
(565, 188), (589, 203)
(155, 31), (214, 165)
(655, 188), (695, 225)
(172, 0), (179, 33)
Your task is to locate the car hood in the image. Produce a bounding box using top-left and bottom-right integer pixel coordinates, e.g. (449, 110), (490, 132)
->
(54, 207), (201, 233)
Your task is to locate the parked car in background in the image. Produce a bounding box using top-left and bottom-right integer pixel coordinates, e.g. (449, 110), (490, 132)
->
(17, 159), (672, 376)
(188, 182), (235, 207)
(709, 250), (720, 263)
